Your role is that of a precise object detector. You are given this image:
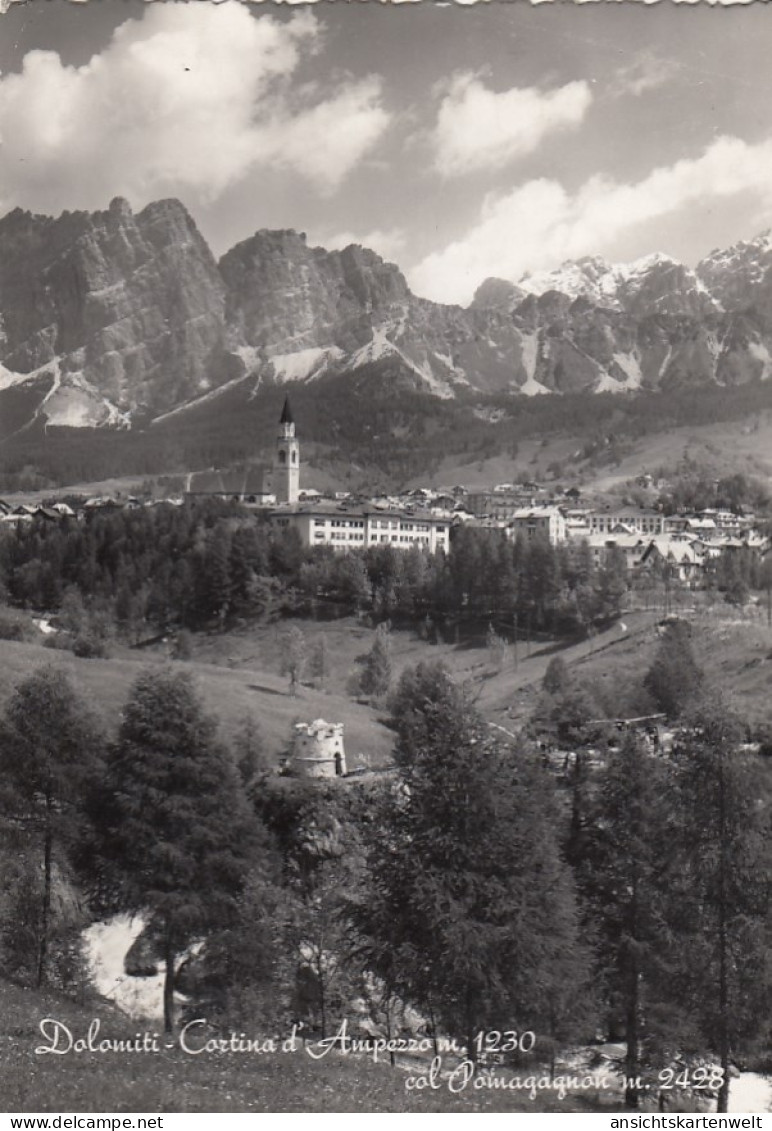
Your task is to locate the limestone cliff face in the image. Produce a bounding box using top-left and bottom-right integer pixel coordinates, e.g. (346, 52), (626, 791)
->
(696, 232), (772, 313)
(220, 230), (412, 356)
(0, 197), (226, 424)
(5, 196), (772, 434)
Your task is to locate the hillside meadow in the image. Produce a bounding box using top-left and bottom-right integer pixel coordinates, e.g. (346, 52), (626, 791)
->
(0, 976), (631, 1114)
(0, 633), (394, 767)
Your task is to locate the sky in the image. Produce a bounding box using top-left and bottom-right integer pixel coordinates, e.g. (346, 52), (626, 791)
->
(1, 0), (772, 305)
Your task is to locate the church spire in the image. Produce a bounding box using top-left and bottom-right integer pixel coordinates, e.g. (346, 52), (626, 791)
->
(274, 397), (299, 504)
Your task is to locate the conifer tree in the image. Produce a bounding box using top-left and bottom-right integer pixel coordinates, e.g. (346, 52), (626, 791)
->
(581, 732), (678, 1108)
(353, 662), (595, 1055)
(101, 668), (260, 1032)
(359, 623), (393, 699)
(0, 665), (104, 987)
(282, 625), (306, 696)
(310, 635), (332, 691)
(643, 621), (703, 720)
(542, 655), (571, 696)
(666, 701), (771, 1112)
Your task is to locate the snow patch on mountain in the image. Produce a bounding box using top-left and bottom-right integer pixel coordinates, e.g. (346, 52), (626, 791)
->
(517, 251), (708, 315)
(0, 362), (37, 392)
(748, 340), (772, 379)
(347, 328), (456, 397)
(520, 257), (619, 307)
(233, 345), (262, 374)
(518, 332), (550, 394)
(616, 251), (677, 278)
(269, 346), (344, 383)
(612, 352), (642, 391)
(521, 375), (551, 396)
(410, 355), (455, 399)
(658, 346), (672, 380)
(595, 371), (625, 394)
(348, 327), (397, 369)
(152, 372), (252, 424)
(42, 372), (130, 428)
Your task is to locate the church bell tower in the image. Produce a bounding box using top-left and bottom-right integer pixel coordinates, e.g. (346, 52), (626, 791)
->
(274, 395), (299, 504)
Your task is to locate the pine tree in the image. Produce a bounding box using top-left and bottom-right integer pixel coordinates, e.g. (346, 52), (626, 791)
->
(666, 700), (771, 1112)
(353, 662), (596, 1055)
(542, 655), (571, 696)
(101, 668), (260, 1032)
(0, 666), (104, 987)
(310, 636), (332, 691)
(359, 623), (393, 699)
(192, 525), (232, 626)
(281, 625), (306, 696)
(643, 620), (703, 720)
(231, 713), (268, 788)
(253, 776), (363, 1038)
(596, 545), (628, 622)
(581, 733), (679, 1108)
(485, 622), (507, 671)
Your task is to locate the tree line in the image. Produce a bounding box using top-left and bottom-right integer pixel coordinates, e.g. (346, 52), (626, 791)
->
(6, 367), (772, 493)
(0, 633), (768, 1112)
(0, 501), (628, 650)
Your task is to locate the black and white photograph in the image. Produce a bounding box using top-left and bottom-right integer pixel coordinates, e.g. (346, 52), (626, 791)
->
(0, 0), (770, 1118)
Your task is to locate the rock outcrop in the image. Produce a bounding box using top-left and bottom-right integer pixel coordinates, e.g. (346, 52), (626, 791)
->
(4, 197), (772, 435)
(0, 197), (226, 426)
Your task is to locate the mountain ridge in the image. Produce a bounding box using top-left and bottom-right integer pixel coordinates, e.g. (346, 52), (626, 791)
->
(3, 198), (772, 438)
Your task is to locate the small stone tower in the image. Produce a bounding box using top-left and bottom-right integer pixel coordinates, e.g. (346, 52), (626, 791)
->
(289, 719), (346, 779)
(273, 395), (299, 505)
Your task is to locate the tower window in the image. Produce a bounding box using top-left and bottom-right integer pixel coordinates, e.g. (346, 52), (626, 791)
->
(279, 450), (286, 465)
(292, 451), (297, 464)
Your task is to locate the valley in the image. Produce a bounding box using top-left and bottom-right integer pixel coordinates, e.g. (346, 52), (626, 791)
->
(5, 198), (772, 498)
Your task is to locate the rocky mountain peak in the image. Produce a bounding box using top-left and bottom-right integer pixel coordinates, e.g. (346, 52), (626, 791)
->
(470, 277), (526, 310)
(220, 228), (411, 360)
(108, 196), (133, 219)
(697, 230), (772, 312)
(6, 198), (772, 436)
(0, 196), (226, 426)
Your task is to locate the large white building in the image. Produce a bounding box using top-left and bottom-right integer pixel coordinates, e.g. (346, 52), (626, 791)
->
(271, 506), (450, 553)
(589, 507), (666, 537)
(510, 506), (567, 544)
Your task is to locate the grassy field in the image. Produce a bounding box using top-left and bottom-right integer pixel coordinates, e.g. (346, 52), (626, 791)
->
(2, 607), (769, 1113)
(565, 602), (772, 731)
(0, 978), (624, 1113)
(187, 609), (669, 736)
(5, 592), (769, 769)
(409, 408), (772, 495)
(0, 631), (395, 767)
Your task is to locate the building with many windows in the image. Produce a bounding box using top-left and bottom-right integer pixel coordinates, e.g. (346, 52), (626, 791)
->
(267, 404), (450, 553)
(589, 507), (666, 537)
(270, 506), (450, 553)
(510, 506), (567, 544)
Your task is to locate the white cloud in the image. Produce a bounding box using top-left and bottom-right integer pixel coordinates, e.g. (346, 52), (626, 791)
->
(322, 226), (407, 262)
(611, 51), (680, 98)
(431, 72), (592, 177)
(269, 77), (390, 192)
(0, 4), (391, 212)
(409, 134), (772, 305)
